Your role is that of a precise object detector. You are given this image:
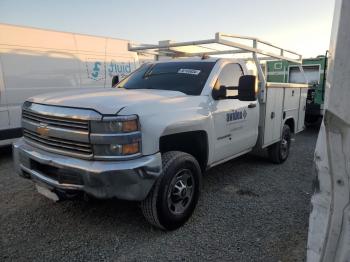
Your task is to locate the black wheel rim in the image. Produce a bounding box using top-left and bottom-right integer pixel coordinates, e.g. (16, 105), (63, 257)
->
(167, 169), (195, 215)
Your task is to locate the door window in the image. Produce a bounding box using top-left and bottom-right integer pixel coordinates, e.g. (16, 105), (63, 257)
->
(215, 63), (243, 96)
(217, 63), (243, 87)
(289, 65), (320, 84)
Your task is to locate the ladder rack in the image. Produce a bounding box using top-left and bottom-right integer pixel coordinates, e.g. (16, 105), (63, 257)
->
(128, 32), (308, 103)
(128, 32), (303, 64)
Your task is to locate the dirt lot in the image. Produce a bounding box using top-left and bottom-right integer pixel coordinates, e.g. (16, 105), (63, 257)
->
(0, 127), (318, 262)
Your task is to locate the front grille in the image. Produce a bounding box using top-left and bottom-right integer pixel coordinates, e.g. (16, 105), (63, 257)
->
(24, 129), (92, 156)
(22, 109), (89, 131)
(22, 107), (93, 159)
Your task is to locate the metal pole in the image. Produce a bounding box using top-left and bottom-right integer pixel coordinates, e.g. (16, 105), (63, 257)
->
(252, 40), (266, 103)
(298, 64), (308, 84)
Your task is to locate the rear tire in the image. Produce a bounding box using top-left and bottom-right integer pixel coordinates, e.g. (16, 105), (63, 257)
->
(305, 115), (322, 127)
(140, 151), (202, 230)
(268, 124), (291, 164)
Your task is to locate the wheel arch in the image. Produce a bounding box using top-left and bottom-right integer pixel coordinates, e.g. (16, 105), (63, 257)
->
(284, 117), (295, 133)
(159, 130), (209, 172)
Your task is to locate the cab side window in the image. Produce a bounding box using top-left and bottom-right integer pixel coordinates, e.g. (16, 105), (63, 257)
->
(216, 63), (243, 87)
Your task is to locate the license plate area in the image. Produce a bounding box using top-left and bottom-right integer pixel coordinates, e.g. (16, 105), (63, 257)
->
(35, 184), (59, 202)
(30, 159), (83, 185)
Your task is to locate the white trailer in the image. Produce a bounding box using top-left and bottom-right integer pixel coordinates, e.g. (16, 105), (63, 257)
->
(0, 24), (141, 146)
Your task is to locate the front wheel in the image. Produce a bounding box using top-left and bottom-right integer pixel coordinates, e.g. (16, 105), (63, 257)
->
(140, 151), (202, 230)
(268, 124), (291, 164)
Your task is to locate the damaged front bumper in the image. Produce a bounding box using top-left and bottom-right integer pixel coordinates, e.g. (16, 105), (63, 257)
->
(13, 138), (162, 201)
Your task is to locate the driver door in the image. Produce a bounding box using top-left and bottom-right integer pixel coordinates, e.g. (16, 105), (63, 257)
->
(212, 63), (259, 163)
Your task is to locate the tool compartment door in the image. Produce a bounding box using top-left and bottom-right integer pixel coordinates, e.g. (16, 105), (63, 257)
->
(297, 88), (307, 132)
(263, 88), (284, 146)
(283, 88), (300, 130)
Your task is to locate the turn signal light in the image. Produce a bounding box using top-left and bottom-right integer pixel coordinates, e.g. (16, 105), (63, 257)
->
(122, 143), (139, 155)
(122, 119), (138, 132)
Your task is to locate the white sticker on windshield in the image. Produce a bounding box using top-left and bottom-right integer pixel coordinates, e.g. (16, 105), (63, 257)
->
(178, 69), (201, 75)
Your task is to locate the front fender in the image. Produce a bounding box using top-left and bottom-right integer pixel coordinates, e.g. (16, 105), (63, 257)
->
(118, 96), (213, 155)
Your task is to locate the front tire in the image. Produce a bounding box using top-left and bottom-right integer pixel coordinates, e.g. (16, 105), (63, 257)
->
(268, 124), (291, 164)
(141, 151), (202, 230)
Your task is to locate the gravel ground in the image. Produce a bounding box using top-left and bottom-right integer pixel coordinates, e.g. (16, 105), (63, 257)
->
(0, 127), (318, 262)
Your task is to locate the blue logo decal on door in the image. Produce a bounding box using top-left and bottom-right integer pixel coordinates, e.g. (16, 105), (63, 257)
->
(227, 109), (247, 122)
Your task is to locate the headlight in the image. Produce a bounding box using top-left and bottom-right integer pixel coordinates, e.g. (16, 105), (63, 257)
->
(90, 115), (139, 133)
(93, 142), (140, 157)
(90, 115), (141, 159)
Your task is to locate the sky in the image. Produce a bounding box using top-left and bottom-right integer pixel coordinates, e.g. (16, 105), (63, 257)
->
(0, 0), (335, 57)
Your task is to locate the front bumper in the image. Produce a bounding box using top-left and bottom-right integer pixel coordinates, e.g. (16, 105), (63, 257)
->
(13, 138), (162, 201)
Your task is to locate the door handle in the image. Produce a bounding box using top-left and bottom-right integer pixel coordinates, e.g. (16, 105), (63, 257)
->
(248, 103), (256, 108)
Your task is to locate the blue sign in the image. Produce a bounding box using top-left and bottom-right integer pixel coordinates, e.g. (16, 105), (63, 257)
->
(227, 109), (247, 122)
(91, 62), (102, 80)
(108, 60), (132, 79)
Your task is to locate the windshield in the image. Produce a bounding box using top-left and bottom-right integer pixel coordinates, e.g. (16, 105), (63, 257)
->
(116, 61), (216, 95)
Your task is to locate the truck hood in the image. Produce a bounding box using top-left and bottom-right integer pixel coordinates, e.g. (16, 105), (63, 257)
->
(28, 88), (187, 115)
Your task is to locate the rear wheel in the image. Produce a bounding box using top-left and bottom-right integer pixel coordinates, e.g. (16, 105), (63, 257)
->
(140, 151), (201, 230)
(268, 124), (291, 164)
(305, 115), (322, 127)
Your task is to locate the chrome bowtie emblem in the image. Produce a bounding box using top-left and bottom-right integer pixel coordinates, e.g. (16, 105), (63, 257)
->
(37, 123), (49, 137)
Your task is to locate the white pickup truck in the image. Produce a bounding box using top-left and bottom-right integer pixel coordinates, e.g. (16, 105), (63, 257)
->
(13, 33), (308, 230)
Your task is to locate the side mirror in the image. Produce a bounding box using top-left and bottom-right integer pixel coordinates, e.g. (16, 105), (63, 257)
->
(238, 75), (257, 101)
(111, 75), (119, 87)
(212, 85), (227, 100)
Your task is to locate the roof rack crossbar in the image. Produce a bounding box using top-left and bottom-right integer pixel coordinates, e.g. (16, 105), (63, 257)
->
(216, 32), (301, 57)
(217, 38), (301, 64)
(129, 39), (216, 51)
